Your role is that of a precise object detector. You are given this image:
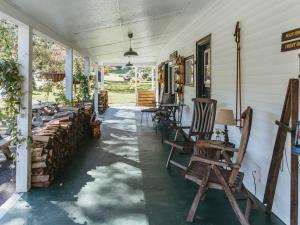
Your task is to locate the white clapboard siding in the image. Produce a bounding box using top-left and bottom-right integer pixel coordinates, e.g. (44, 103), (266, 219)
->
(157, 0), (300, 223)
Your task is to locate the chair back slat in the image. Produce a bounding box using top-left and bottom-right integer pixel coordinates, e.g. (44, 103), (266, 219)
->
(158, 89), (165, 105)
(235, 106), (253, 166)
(160, 93), (176, 105)
(161, 93), (170, 104)
(228, 106), (252, 185)
(189, 98), (217, 140)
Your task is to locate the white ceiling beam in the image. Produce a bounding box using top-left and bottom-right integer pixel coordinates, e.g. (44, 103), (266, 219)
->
(0, 0), (88, 56)
(99, 62), (157, 67)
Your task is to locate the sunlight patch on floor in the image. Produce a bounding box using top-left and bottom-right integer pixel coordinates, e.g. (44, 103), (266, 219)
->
(51, 162), (148, 225)
(102, 145), (140, 162)
(103, 122), (137, 133)
(114, 110), (136, 119)
(110, 133), (137, 141)
(1, 198), (31, 225)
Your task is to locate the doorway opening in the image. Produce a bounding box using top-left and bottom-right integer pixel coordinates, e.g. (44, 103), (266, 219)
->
(196, 34), (211, 98)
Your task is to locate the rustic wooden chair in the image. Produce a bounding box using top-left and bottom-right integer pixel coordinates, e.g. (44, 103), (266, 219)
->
(165, 98), (217, 170)
(140, 92), (172, 124)
(185, 106), (255, 225)
(152, 93), (176, 124)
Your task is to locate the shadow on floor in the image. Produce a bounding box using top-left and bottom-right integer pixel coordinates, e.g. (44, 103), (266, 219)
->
(0, 154), (15, 206)
(0, 107), (284, 225)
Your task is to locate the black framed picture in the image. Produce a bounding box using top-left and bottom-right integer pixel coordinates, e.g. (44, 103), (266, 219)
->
(184, 55), (194, 87)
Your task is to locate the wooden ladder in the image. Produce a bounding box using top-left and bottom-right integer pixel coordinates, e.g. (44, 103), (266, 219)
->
(263, 78), (299, 225)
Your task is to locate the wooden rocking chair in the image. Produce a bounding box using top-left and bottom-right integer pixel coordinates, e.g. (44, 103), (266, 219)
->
(165, 98), (217, 170)
(185, 106), (255, 225)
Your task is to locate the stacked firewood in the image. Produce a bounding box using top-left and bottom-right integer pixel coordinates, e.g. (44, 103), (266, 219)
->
(31, 107), (90, 187)
(99, 90), (108, 113)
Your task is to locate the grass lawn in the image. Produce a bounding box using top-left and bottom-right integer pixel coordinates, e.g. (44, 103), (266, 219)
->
(31, 73), (153, 105)
(104, 74), (152, 104)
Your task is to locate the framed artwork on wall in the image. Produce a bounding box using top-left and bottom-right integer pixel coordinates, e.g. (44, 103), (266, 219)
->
(184, 55), (194, 87)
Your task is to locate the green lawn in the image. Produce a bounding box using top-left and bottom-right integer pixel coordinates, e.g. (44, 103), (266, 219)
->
(31, 73), (153, 105)
(104, 75), (152, 104)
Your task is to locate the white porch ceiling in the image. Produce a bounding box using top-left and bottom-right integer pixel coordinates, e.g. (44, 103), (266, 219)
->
(3, 0), (209, 64)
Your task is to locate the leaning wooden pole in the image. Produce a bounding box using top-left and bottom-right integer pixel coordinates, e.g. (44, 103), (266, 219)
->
(234, 22), (242, 126)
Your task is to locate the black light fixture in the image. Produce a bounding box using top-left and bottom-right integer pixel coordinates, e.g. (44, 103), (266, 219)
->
(124, 32), (138, 57)
(126, 57), (133, 67)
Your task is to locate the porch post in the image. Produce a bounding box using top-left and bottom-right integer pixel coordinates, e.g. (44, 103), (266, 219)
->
(135, 66), (138, 106)
(16, 24), (33, 192)
(94, 62), (99, 115)
(100, 63), (105, 91)
(84, 57), (90, 93)
(155, 66), (159, 103)
(151, 66), (155, 90)
(65, 48), (73, 101)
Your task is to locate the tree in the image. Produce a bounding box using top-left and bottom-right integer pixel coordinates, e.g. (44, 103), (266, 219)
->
(0, 20), (17, 59)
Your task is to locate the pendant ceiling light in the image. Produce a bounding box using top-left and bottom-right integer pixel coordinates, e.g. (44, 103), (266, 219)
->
(126, 57), (133, 67)
(124, 32), (138, 57)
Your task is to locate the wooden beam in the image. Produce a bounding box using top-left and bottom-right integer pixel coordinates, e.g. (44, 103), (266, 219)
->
(290, 79), (299, 225)
(263, 80), (292, 210)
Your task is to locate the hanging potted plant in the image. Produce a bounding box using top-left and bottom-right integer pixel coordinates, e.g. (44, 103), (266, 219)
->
(39, 46), (65, 82)
(0, 58), (25, 145)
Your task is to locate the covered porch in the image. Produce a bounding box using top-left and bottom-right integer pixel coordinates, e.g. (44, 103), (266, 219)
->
(0, 107), (283, 225)
(0, 0), (300, 225)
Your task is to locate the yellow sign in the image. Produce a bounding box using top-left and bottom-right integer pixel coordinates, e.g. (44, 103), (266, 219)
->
(281, 40), (300, 52)
(282, 28), (300, 42)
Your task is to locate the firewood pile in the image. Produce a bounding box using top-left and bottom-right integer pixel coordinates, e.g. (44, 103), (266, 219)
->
(99, 90), (108, 113)
(31, 106), (91, 187)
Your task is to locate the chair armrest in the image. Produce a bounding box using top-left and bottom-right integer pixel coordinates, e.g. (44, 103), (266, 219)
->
(175, 126), (190, 130)
(191, 156), (240, 169)
(196, 140), (238, 152)
(190, 131), (213, 137)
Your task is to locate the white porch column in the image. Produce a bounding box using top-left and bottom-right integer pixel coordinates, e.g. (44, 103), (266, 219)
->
(155, 66), (159, 103)
(151, 66), (155, 90)
(65, 48), (73, 100)
(16, 24), (33, 192)
(84, 57), (90, 97)
(94, 62), (99, 115)
(100, 63), (105, 91)
(135, 66), (138, 106)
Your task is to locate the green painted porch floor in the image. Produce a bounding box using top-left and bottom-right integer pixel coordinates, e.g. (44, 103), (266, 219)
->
(0, 107), (284, 225)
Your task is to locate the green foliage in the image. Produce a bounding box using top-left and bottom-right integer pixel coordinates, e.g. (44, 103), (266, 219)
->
(56, 93), (72, 105)
(73, 58), (89, 101)
(128, 70), (135, 77)
(0, 20), (17, 59)
(41, 81), (53, 101)
(0, 58), (24, 145)
(110, 66), (131, 74)
(33, 35), (65, 73)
